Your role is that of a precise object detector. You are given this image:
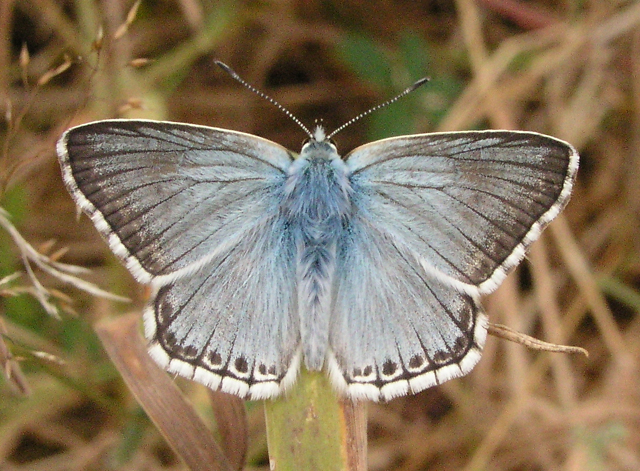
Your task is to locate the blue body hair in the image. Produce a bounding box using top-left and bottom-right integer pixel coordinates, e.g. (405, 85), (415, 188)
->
(283, 134), (352, 370)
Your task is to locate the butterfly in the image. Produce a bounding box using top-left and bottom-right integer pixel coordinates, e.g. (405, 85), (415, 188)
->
(57, 67), (578, 402)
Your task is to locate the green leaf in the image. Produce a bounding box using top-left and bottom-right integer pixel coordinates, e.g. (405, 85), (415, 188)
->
(399, 31), (430, 80)
(336, 34), (392, 89)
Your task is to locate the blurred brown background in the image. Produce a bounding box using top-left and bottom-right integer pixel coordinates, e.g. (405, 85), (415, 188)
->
(1, 0), (639, 470)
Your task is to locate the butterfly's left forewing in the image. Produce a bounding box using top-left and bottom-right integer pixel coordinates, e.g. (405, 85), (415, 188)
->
(58, 120), (294, 284)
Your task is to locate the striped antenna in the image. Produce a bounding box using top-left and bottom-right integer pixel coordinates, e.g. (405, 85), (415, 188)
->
(326, 77), (430, 140)
(215, 61), (314, 139)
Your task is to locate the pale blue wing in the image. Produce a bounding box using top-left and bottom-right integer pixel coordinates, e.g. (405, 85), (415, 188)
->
(345, 130), (579, 294)
(57, 119), (294, 284)
(328, 214), (487, 402)
(58, 119), (300, 398)
(330, 130), (577, 400)
(145, 213), (299, 399)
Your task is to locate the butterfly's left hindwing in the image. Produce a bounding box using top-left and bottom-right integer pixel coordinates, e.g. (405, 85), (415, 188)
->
(146, 212), (300, 399)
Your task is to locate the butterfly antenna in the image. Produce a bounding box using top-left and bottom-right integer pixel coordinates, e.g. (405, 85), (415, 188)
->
(215, 61), (314, 139)
(326, 76), (430, 140)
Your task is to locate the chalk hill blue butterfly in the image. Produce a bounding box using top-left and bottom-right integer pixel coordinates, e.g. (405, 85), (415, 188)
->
(57, 66), (578, 401)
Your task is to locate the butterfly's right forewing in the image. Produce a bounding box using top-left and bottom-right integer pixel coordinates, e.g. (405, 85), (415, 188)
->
(344, 131), (578, 294)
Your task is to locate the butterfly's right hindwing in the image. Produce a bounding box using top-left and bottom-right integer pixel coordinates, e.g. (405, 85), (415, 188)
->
(328, 198), (487, 401)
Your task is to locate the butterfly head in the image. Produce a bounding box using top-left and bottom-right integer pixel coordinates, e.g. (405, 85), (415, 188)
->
(299, 125), (340, 163)
(312, 124), (327, 142)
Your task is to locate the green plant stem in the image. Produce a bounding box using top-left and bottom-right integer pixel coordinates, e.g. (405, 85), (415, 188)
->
(264, 366), (367, 471)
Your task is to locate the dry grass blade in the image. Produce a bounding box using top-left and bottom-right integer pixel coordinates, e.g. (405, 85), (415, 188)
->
(342, 397), (368, 471)
(551, 217), (633, 364)
(129, 57), (152, 68)
(208, 391), (248, 471)
(488, 323), (588, 356)
(477, 0), (558, 29)
(19, 43), (29, 86)
(95, 313), (234, 471)
(0, 207), (129, 311)
(36, 56), (72, 86)
(0, 318), (31, 396)
(114, 0), (141, 40)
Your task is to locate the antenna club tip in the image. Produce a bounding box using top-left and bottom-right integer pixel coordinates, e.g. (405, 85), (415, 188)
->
(215, 60), (236, 76)
(411, 76), (431, 90)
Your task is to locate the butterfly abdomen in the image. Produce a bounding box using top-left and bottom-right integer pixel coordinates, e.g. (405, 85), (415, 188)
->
(284, 141), (352, 370)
